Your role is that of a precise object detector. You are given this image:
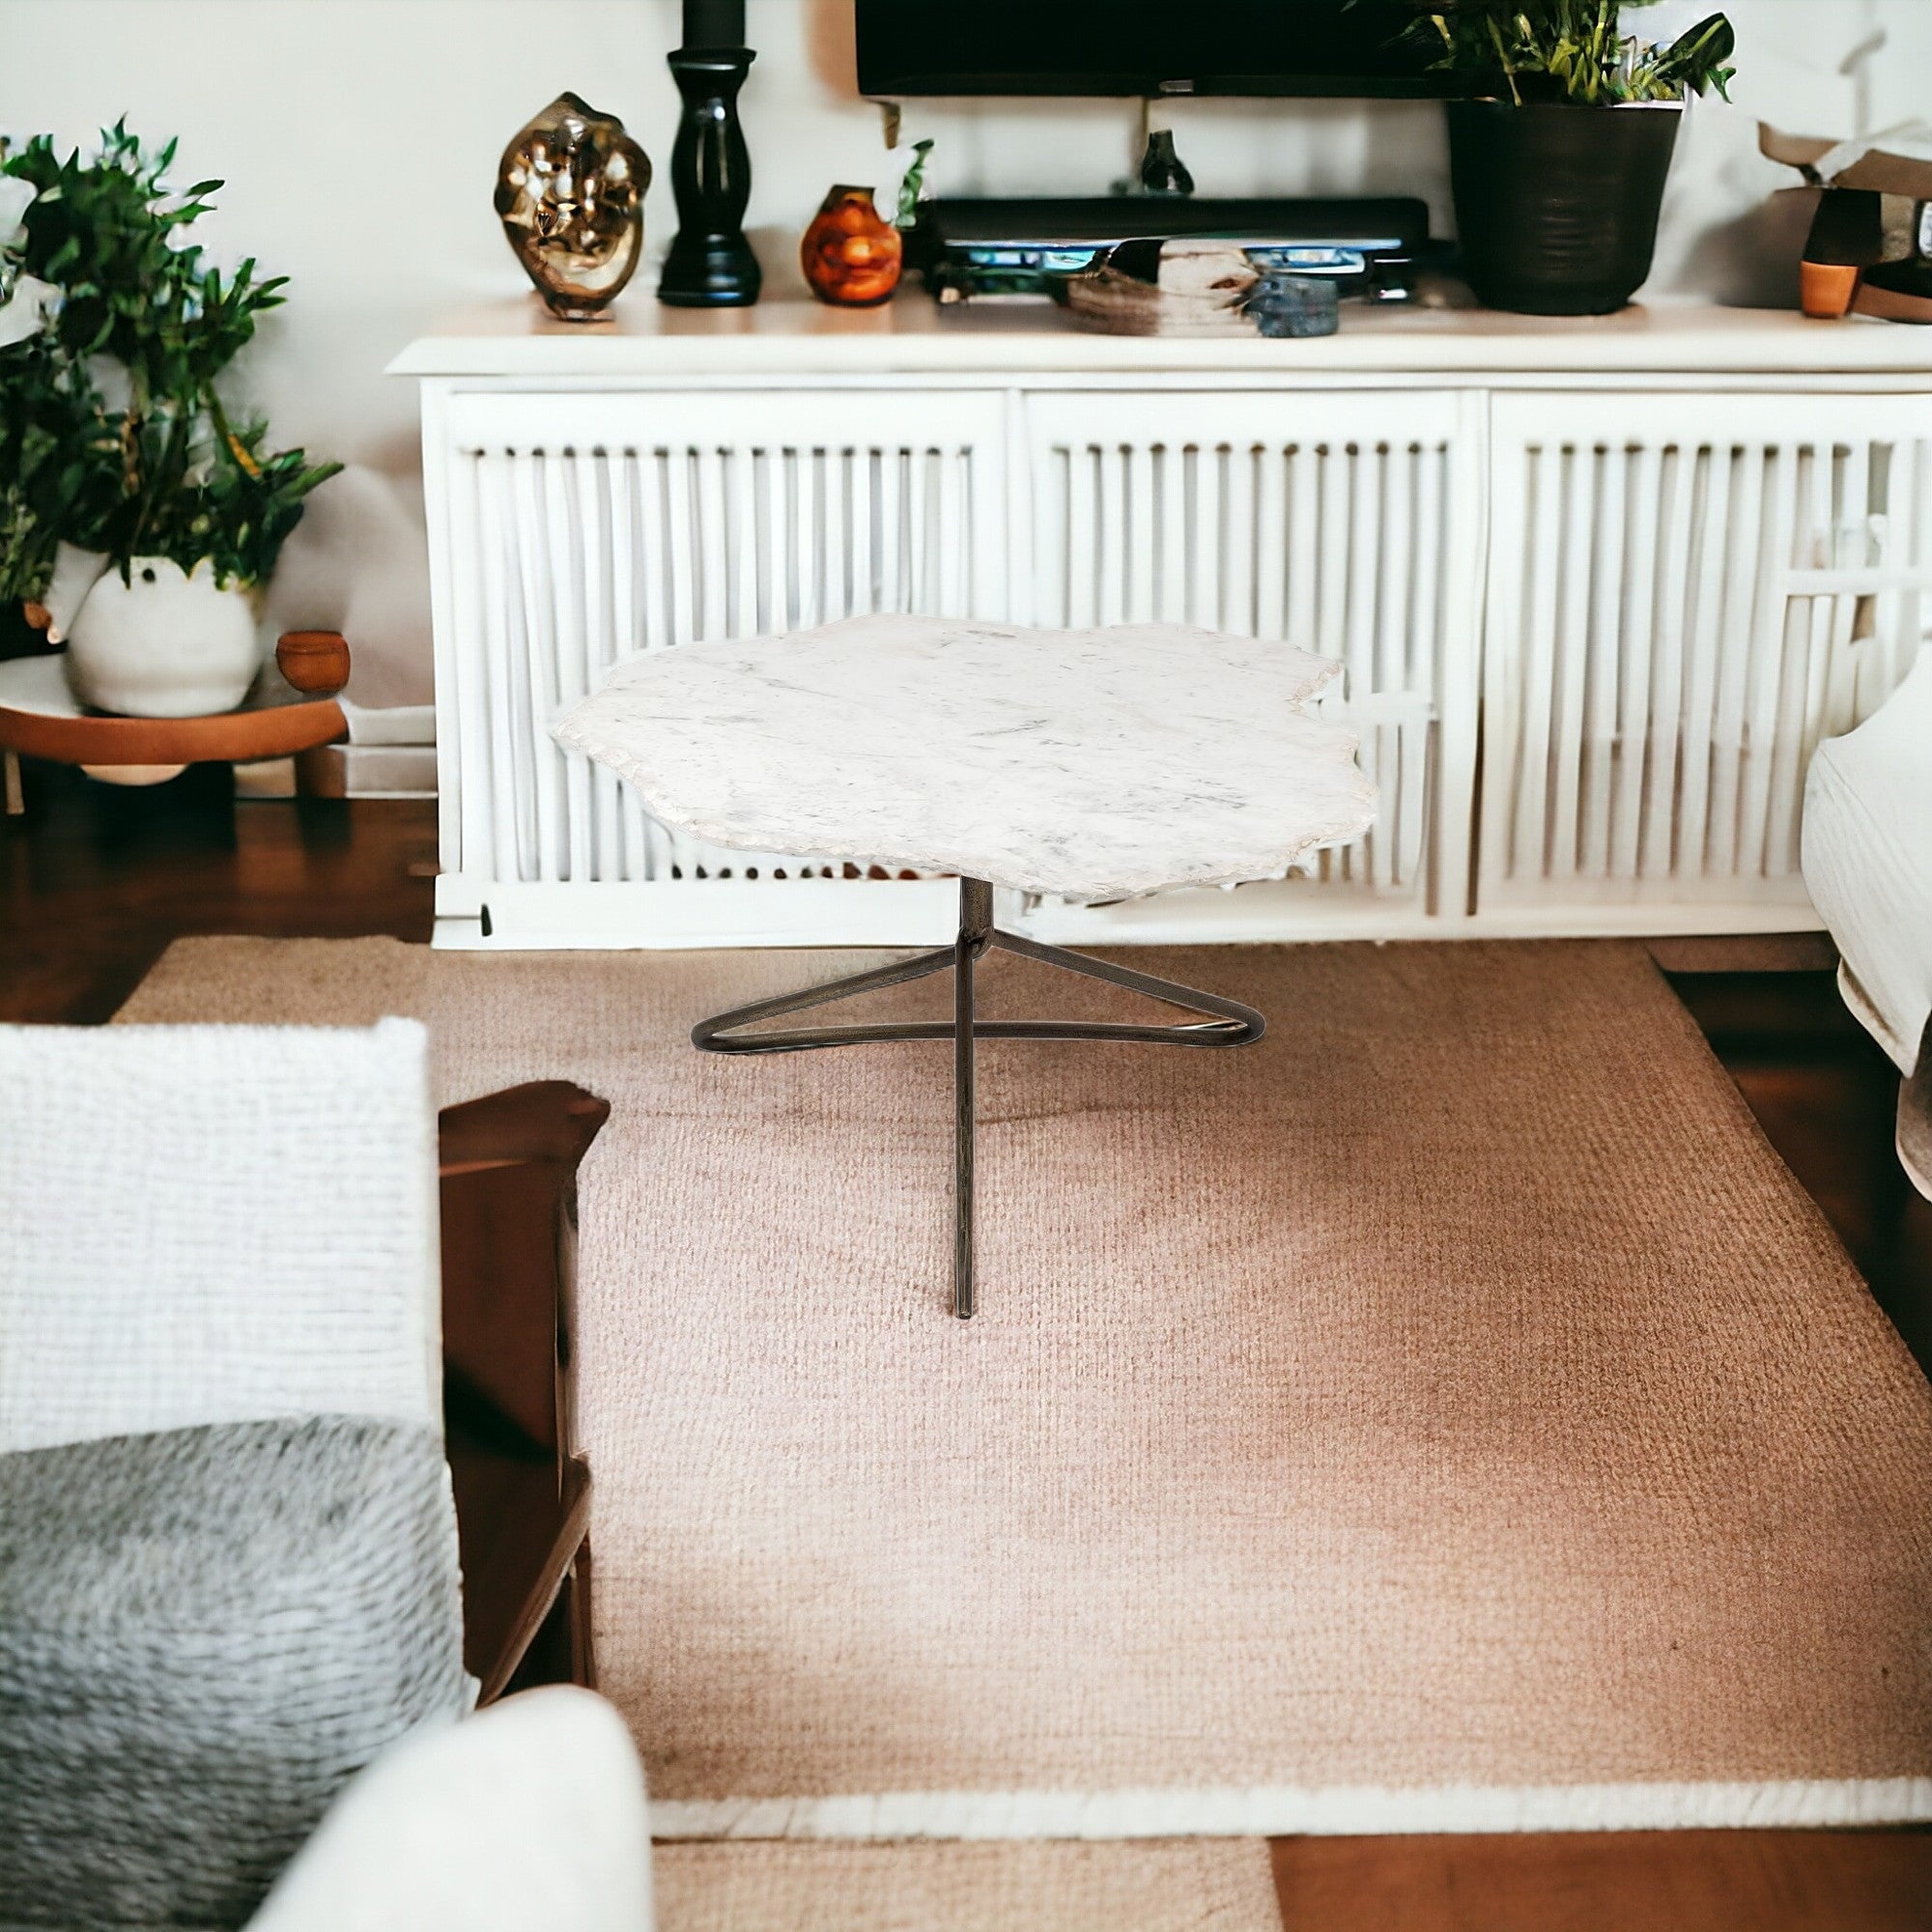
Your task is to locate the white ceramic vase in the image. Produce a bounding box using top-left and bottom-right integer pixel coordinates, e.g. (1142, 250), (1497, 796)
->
(64, 556), (262, 718)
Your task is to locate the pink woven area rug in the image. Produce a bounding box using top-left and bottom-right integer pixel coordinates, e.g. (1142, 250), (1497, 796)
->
(120, 936), (1932, 1836)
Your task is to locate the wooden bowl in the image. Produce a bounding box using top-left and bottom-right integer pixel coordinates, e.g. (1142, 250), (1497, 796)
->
(276, 630), (352, 696)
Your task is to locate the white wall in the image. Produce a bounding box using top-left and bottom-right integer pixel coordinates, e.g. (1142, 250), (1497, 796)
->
(0, 0), (1920, 703)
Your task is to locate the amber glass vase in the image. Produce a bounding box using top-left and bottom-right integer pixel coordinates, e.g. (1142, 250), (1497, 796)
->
(800, 185), (902, 307)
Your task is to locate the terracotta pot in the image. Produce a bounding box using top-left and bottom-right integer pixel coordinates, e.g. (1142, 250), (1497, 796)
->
(64, 558), (261, 718)
(276, 630), (353, 696)
(801, 185), (902, 307)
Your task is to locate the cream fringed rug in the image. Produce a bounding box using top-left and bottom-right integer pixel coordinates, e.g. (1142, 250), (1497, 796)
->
(119, 938), (1932, 1835)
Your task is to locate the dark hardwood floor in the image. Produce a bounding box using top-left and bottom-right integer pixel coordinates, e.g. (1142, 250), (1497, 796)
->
(5, 758), (1929, 1932)
(0, 760), (435, 1026)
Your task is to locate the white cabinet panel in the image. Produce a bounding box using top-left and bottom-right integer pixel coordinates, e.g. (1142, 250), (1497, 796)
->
(428, 389), (1008, 943)
(1480, 393), (1932, 929)
(1018, 391), (1483, 938)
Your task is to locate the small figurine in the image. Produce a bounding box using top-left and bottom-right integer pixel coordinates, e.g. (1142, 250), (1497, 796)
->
(497, 94), (650, 322)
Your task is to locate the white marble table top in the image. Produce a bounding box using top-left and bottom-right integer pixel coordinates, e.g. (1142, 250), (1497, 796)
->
(553, 614), (1378, 903)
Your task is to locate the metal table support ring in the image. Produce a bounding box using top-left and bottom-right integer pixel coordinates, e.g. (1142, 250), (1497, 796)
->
(692, 876), (1265, 1320)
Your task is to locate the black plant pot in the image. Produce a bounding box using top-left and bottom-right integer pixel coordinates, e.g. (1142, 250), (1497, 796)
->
(1447, 100), (1681, 316)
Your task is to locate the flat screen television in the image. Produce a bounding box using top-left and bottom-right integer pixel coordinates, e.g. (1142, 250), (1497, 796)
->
(854, 1), (1465, 99)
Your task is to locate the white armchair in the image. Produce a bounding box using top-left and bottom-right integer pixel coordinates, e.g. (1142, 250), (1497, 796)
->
(1804, 644), (1932, 1195)
(0, 1020), (652, 1931)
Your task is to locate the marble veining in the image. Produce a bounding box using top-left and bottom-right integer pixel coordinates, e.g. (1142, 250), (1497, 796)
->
(553, 614), (1378, 903)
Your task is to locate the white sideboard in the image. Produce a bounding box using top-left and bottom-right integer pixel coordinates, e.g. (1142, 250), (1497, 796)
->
(393, 299), (1932, 951)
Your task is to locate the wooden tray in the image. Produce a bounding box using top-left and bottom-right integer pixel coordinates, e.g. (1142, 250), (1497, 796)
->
(0, 654), (346, 766)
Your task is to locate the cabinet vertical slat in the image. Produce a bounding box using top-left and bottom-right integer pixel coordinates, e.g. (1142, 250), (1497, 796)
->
(514, 451), (564, 882)
(1891, 443), (1930, 690)
(796, 446), (823, 626)
(665, 448), (696, 647)
(560, 451), (598, 876)
(1378, 441), (1411, 701)
(1641, 445), (1694, 881)
(907, 444), (932, 611)
(1317, 446), (1350, 681)
(1242, 442), (1279, 642)
(1287, 445), (1321, 650)
(1155, 440), (1185, 623)
(757, 442), (781, 630)
(1225, 443), (1258, 636)
(1579, 443), (1623, 880)
(1477, 432), (1524, 900)
(1195, 444), (1224, 629)
(879, 443), (904, 616)
(731, 444), (761, 638)
(1097, 444), (1125, 626)
(597, 451), (632, 878)
(1740, 444), (1797, 877)
(1126, 442), (1156, 619)
(695, 446), (728, 640)
(450, 452), (496, 887)
(1707, 443), (1766, 877)
(1826, 444), (1871, 740)
(474, 453), (523, 886)
(1548, 444), (1596, 879)
(1676, 445), (1733, 877)
(833, 444), (858, 617)
(1063, 447), (1092, 628)
(1515, 444), (1563, 880)
(1345, 446), (1378, 708)
(937, 447), (964, 615)
(1608, 443), (1661, 883)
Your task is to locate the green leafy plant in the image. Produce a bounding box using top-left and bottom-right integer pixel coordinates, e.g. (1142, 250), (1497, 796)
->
(0, 122), (339, 606)
(895, 138), (935, 231)
(1401, 1), (1736, 104)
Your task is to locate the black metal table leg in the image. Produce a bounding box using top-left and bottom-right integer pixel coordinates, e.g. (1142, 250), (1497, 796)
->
(953, 879), (993, 1319)
(692, 875), (1264, 1319)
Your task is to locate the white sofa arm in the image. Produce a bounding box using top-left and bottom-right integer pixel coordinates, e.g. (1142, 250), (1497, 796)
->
(1804, 643), (1932, 1196)
(248, 1687), (653, 1932)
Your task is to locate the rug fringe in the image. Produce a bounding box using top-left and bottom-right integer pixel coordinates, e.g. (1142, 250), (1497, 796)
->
(650, 1778), (1932, 1840)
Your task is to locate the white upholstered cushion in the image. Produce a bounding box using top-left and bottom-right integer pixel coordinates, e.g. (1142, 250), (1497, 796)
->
(1804, 646), (1932, 1073)
(0, 1019), (441, 1453)
(1803, 644), (1932, 1195)
(247, 1687), (654, 1932)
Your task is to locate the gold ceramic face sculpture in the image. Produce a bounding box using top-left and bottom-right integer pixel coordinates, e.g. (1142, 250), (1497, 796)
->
(496, 94), (650, 322)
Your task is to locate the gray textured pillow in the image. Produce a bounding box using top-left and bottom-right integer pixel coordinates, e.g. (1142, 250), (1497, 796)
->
(0, 1415), (469, 1931)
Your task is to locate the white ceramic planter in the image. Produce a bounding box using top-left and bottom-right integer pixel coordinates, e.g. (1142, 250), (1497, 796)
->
(64, 557), (262, 718)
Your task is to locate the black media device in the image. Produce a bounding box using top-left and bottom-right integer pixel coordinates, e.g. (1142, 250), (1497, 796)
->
(855, 0), (1463, 100)
(915, 198), (1433, 304)
(856, 2), (1456, 303)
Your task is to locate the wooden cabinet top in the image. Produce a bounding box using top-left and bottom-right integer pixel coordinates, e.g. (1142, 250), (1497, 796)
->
(392, 296), (1932, 383)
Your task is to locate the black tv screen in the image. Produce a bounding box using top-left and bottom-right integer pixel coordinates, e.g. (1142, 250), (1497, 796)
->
(854, 1), (1463, 99)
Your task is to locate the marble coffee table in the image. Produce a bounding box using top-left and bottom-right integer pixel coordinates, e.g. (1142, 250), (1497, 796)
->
(555, 614), (1376, 1318)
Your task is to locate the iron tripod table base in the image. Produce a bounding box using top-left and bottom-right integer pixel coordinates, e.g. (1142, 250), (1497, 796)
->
(692, 877), (1266, 1319)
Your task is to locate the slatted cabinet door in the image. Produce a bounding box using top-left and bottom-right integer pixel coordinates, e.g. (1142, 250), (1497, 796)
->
(1480, 393), (1932, 932)
(429, 388), (1009, 947)
(1016, 389), (1484, 941)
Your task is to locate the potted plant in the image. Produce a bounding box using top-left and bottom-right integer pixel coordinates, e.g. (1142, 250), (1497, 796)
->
(0, 124), (338, 713)
(1404, 2), (1737, 315)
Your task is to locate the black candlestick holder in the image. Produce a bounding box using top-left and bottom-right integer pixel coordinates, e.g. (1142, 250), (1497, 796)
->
(658, 46), (760, 307)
